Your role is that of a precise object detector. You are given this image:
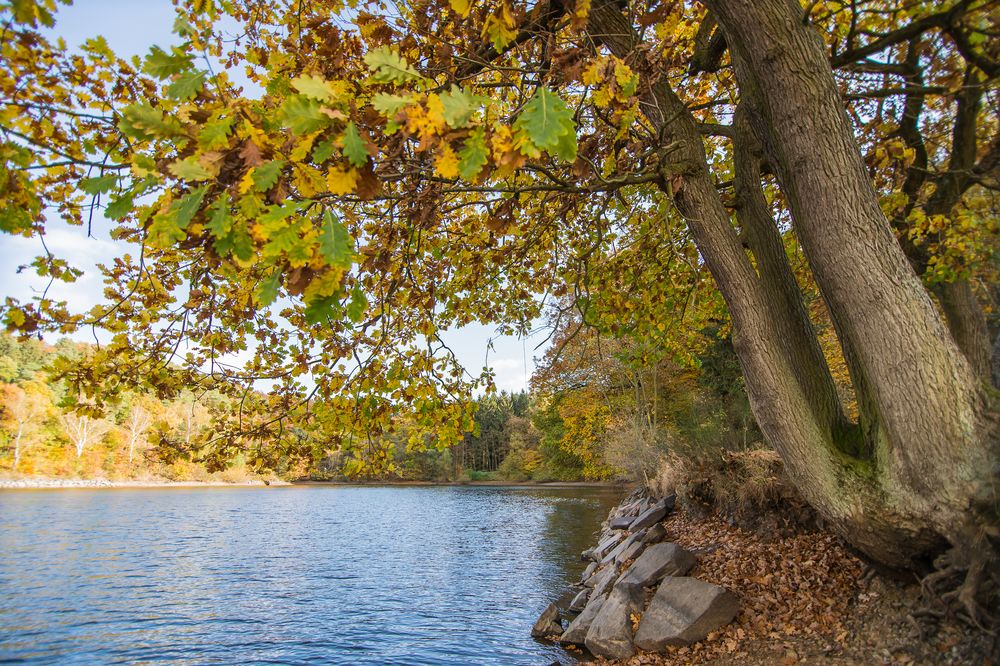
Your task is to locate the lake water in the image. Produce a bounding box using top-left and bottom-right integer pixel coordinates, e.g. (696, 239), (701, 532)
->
(0, 485), (622, 665)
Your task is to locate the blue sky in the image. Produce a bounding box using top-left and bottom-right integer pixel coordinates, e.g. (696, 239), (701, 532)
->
(0, 0), (543, 393)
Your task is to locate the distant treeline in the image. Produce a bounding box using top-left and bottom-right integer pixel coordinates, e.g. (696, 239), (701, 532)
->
(0, 333), (281, 482)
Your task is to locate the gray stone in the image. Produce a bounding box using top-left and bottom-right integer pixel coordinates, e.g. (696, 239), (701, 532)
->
(633, 577), (740, 649)
(584, 582), (644, 660)
(601, 528), (645, 565)
(580, 561), (597, 583)
(559, 593), (606, 645)
(531, 602), (563, 638)
(569, 588), (590, 612)
(643, 522), (668, 544)
(589, 563), (619, 599)
(593, 532), (625, 560)
(610, 515), (634, 530)
(616, 538), (645, 564)
(629, 498), (672, 532)
(618, 542), (697, 588)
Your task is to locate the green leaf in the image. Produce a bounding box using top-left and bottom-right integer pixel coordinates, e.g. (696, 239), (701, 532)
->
(280, 95), (331, 135)
(311, 138), (336, 164)
(143, 45), (194, 79)
(257, 271), (281, 306)
(440, 85), (486, 128)
(290, 74), (335, 101)
(147, 186), (207, 248)
(105, 194), (134, 221)
(168, 156), (213, 182)
(319, 210), (353, 268)
(363, 47), (426, 85)
(347, 287), (367, 323)
(259, 201), (307, 226)
(198, 116), (234, 151)
(206, 197), (232, 240)
(80, 174), (117, 195)
(372, 93), (412, 118)
(231, 227), (255, 261)
(341, 122), (370, 167)
(119, 104), (184, 141)
(172, 186), (209, 228)
(252, 160), (285, 192)
(167, 70), (206, 101)
(514, 88), (576, 156)
(458, 129), (489, 180)
(553, 124), (578, 162)
(304, 293), (342, 324)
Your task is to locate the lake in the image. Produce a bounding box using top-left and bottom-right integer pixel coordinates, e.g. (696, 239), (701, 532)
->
(0, 485), (622, 664)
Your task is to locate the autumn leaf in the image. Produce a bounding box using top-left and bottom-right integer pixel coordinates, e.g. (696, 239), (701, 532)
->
(290, 74), (337, 102)
(448, 0), (472, 17)
(319, 209), (353, 268)
(143, 44), (194, 79)
(363, 47), (426, 85)
(458, 129), (489, 179)
(326, 166), (358, 195)
(168, 156), (214, 181)
(79, 174), (117, 195)
(435, 144), (460, 179)
(252, 160), (285, 191)
(340, 122), (370, 167)
(280, 94), (331, 135)
(514, 88), (577, 160)
(166, 70), (206, 100)
(440, 85), (486, 128)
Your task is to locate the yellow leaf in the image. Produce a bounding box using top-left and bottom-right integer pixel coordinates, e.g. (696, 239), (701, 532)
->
(435, 144), (460, 179)
(449, 0), (471, 17)
(326, 166), (359, 195)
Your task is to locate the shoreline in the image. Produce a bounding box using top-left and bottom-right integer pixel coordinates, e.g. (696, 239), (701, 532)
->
(0, 478), (290, 490)
(0, 477), (626, 490)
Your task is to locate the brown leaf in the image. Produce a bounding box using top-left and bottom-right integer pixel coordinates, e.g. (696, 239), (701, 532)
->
(240, 140), (265, 167)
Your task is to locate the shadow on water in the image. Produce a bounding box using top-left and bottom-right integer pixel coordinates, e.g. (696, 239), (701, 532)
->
(0, 484), (624, 665)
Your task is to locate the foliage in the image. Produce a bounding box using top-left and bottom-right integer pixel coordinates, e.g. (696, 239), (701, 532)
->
(0, 333), (277, 481)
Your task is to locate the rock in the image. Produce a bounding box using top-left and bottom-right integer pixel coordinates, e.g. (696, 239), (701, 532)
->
(616, 538), (645, 565)
(569, 588), (590, 612)
(531, 602), (563, 638)
(601, 528), (646, 565)
(588, 563), (619, 598)
(618, 542), (697, 588)
(643, 522), (668, 544)
(629, 497), (672, 531)
(610, 515), (634, 530)
(585, 582), (644, 660)
(633, 577), (739, 649)
(580, 561), (597, 583)
(593, 532), (626, 560)
(560, 592), (606, 645)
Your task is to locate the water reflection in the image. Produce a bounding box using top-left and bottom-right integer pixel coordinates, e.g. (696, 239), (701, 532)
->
(0, 485), (621, 665)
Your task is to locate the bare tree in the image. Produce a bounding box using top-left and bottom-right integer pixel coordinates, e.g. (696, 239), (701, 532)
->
(3, 385), (44, 468)
(62, 412), (108, 458)
(123, 403), (152, 464)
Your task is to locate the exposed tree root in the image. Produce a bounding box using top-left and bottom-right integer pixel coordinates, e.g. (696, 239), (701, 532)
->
(919, 534), (999, 635)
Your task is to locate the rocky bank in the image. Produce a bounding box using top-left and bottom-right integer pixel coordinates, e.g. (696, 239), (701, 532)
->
(532, 487), (739, 661)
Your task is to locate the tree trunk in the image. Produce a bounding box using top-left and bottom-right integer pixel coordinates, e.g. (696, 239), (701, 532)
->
(588, 0), (997, 568)
(13, 424), (23, 468)
(705, 0), (996, 556)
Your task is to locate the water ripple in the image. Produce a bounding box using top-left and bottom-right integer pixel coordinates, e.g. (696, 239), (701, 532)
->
(0, 486), (620, 665)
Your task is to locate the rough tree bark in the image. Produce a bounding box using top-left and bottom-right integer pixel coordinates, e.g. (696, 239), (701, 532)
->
(588, 0), (998, 574)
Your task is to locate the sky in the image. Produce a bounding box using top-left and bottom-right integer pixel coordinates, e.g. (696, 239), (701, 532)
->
(0, 0), (544, 393)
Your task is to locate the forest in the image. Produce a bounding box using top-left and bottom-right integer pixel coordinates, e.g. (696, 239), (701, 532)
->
(1, 0), (997, 630)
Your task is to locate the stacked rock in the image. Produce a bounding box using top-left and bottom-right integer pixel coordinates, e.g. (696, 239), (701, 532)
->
(531, 488), (739, 660)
